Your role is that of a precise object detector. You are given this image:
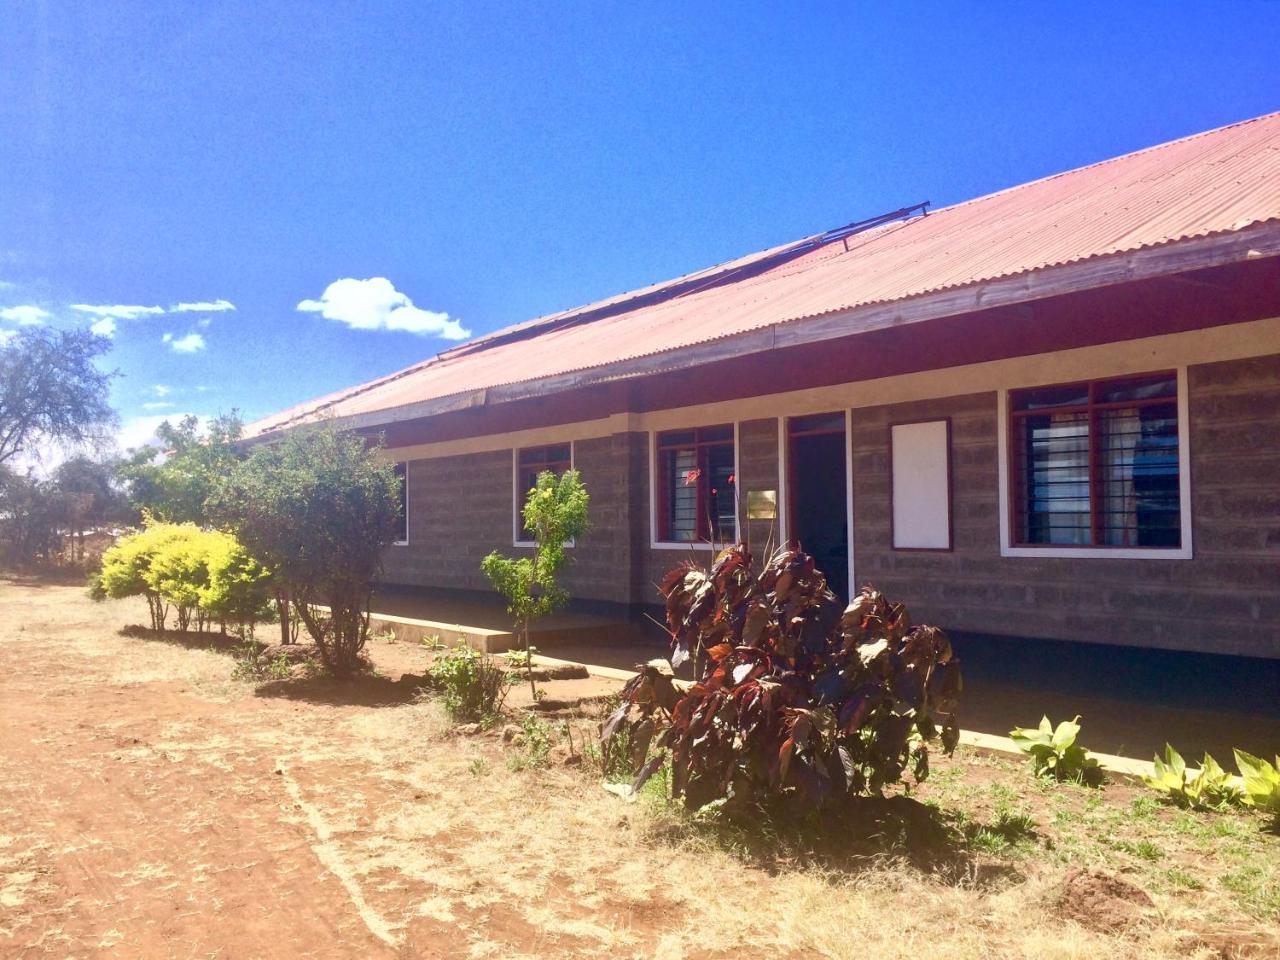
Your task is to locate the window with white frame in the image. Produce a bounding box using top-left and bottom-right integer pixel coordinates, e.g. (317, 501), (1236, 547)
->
(514, 443), (571, 543)
(393, 462), (408, 544)
(1009, 371), (1181, 549)
(655, 425), (735, 543)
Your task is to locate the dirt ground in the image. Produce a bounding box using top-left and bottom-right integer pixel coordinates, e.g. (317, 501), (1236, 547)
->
(1, 578), (1276, 959)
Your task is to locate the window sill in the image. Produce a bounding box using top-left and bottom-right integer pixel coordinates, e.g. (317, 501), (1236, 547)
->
(1001, 544), (1192, 560)
(391, 540), (409, 547)
(651, 540), (722, 551)
(513, 540), (575, 549)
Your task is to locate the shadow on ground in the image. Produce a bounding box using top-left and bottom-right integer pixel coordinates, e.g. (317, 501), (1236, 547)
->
(252, 673), (428, 708)
(648, 793), (1030, 889)
(119, 623), (256, 654)
(2, 568), (97, 588)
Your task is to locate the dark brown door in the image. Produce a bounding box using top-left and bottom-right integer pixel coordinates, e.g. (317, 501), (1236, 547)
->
(788, 413), (849, 601)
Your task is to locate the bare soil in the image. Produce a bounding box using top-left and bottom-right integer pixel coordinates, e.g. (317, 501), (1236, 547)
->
(1, 578), (1276, 959)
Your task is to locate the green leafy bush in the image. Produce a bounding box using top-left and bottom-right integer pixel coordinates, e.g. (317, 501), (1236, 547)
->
(601, 543), (962, 814)
(209, 425), (401, 678)
(1009, 715), (1102, 784)
(482, 469), (589, 699)
(1233, 749), (1280, 821)
(508, 713), (552, 771)
(426, 646), (512, 726)
(1144, 744), (1242, 810)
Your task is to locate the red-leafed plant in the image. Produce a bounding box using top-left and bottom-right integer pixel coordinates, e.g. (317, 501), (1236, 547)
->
(601, 543), (962, 813)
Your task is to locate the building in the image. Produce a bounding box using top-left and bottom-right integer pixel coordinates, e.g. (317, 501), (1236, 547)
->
(246, 111), (1280, 661)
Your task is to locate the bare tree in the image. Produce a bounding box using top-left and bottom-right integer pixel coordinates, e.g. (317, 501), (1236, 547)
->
(0, 328), (116, 467)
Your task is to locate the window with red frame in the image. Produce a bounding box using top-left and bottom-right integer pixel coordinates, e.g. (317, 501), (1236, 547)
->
(656, 425), (735, 543)
(516, 443), (571, 501)
(1010, 372), (1180, 548)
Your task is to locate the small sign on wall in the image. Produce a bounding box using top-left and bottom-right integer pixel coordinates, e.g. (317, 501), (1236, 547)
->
(746, 489), (777, 520)
(890, 420), (952, 550)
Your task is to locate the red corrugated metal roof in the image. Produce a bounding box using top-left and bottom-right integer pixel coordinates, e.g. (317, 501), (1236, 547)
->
(246, 111), (1280, 438)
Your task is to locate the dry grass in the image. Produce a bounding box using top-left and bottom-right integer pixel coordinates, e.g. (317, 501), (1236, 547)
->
(1, 577), (1276, 959)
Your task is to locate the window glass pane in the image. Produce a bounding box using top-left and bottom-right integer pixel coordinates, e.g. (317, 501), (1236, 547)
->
(789, 412), (845, 435)
(518, 467), (540, 500)
(1017, 411), (1091, 544)
(664, 447), (699, 541)
(1099, 402), (1180, 547)
(698, 424), (733, 443)
(1096, 375), (1176, 405)
(518, 443), (571, 467)
(517, 444), (571, 508)
(658, 429), (695, 448)
(1012, 383), (1090, 411)
(706, 442), (736, 542)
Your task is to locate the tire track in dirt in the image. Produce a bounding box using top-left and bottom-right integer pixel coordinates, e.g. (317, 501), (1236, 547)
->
(275, 762), (402, 950)
(0, 593), (405, 959)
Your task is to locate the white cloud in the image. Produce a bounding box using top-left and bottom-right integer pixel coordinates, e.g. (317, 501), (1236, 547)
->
(0, 304), (49, 326)
(141, 401), (175, 410)
(196, 317), (212, 329)
(171, 299), (235, 313)
(71, 303), (164, 320)
(90, 316), (117, 337)
(163, 331), (206, 353)
(297, 277), (469, 340)
(0, 329), (16, 346)
(153, 384), (171, 397)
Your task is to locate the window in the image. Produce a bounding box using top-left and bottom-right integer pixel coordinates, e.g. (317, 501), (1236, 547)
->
(393, 462), (408, 544)
(517, 443), (571, 497)
(514, 443), (571, 544)
(656, 425), (736, 543)
(1010, 372), (1181, 548)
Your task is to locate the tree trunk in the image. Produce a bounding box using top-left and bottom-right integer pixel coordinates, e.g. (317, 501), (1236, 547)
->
(276, 591), (291, 645)
(524, 619), (535, 699)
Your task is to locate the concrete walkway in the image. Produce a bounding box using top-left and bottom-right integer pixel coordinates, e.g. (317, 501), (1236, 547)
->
(366, 589), (1280, 764)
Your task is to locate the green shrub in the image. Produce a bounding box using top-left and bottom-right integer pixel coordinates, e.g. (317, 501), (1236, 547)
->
(508, 713), (552, 771)
(209, 425), (402, 678)
(601, 544), (962, 814)
(1009, 716), (1102, 785)
(426, 646), (512, 726)
(1233, 749), (1280, 821)
(482, 469), (589, 700)
(1144, 744), (1242, 810)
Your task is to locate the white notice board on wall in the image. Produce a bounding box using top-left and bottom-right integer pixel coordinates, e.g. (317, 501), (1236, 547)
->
(891, 420), (951, 550)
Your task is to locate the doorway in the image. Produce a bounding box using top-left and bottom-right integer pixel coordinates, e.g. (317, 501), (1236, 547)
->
(787, 412), (850, 601)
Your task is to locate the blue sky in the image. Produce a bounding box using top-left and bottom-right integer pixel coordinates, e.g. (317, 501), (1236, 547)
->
(2, 1), (1278, 454)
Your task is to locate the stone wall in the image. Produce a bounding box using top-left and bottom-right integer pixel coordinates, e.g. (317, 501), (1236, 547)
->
(379, 352), (1280, 658)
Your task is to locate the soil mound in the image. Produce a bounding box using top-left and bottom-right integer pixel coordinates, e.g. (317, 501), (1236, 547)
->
(1056, 868), (1154, 932)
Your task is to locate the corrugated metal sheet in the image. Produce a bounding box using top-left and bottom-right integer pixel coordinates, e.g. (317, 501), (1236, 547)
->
(246, 111), (1280, 437)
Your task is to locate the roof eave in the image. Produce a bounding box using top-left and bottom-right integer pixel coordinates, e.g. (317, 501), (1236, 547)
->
(248, 220), (1280, 443)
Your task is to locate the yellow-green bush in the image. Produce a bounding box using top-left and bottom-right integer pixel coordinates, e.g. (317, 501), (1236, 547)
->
(94, 519), (272, 636)
(198, 532), (273, 635)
